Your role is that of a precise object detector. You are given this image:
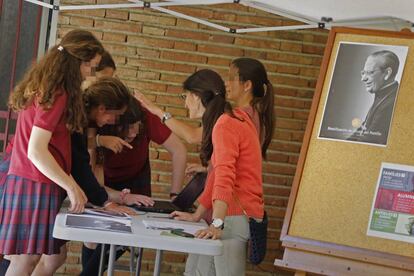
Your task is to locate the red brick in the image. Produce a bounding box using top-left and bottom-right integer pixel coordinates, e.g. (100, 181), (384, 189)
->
(170, 6), (214, 19)
(130, 13), (176, 26)
(142, 26), (166, 36)
(127, 58), (174, 71)
(174, 41), (196, 51)
(124, 80), (167, 92)
(95, 19), (142, 33)
(103, 44), (136, 55)
(105, 9), (129, 20)
(161, 51), (207, 64)
(128, 35), (174, 49)
(197, 44), (243, 57)
(103, 32), (126, 42)
(236, 15), (283, 26)
(166, 29), (210, 41)
(280, 41), (303, 52)
(243, 49), (267, 59)
(173, 63), (196, 73)
(160, 73), (187, 84)
(212, 11), (236, 21)
(208, 34), (235, 44)
(137, 71), (160, 80)
(58, 15), (70, 25)
(62, 9), (105, 18)
(176, 18), (199, 29)
(136, 48), (160, 58)
(70, 16), (94, 27)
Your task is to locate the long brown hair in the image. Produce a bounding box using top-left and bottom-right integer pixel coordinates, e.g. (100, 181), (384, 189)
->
(83, 77), (131, 115)
(9, 29), (104, 132)
(183, 69), (233, 166)
(96, 50), (116, 72)
(231, 58), (275, 158)
(99, 98), (146, 142)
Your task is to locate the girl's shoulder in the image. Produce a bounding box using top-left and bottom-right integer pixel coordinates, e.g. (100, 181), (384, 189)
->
(215, 109), (248, 129)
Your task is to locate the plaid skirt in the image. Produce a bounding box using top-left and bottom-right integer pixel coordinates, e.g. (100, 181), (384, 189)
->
(0, 152), (11, 187)
(0, 173), (66, 255)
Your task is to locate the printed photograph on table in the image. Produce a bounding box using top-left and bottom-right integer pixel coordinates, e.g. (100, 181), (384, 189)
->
(66, 214), (132, 233)
(367, 163), (414, 243)
(318, 42), (408, 146)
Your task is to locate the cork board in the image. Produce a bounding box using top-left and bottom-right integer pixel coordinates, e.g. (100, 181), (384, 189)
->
(288, 29), (414, 258)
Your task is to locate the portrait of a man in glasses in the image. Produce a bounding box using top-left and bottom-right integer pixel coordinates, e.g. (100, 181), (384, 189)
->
(347, 50), (400, 144)
(318, 43), (407, 146)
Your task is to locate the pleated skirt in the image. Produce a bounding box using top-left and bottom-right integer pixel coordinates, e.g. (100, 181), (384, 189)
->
(0, 169), (66, 255)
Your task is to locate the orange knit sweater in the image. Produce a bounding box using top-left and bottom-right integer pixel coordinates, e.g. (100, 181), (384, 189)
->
(198, 108), (264, 219)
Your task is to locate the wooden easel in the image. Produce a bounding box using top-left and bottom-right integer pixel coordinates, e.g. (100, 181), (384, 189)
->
(275, 27), (414, 275)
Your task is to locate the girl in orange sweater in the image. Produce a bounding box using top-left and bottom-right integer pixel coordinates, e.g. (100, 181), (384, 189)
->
(159, 58), (273, 275)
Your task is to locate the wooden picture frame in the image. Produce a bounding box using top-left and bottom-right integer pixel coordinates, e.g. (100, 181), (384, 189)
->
(275, 27), (414, 275)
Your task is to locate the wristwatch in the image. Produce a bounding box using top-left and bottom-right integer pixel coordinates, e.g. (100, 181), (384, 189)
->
(211, 218), (224, 230)
(161, 112), (172, 124)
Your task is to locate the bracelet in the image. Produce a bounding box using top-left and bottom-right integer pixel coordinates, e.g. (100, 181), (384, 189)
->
(169, 192), (179, 198)
(103, 201), (116, 208)
(120, 188), (131, 204)
(96, 134), (101, 147)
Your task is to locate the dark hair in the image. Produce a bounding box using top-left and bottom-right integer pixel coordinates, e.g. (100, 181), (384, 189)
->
(84, 77), (131, 115)
(183, 69), (233, 166)
(231, 57), (275, 158)
(370, 50), (400, 79)
(10, 29), (105, 132)
(99, 97), (146, 140)
(96, 50), (116, 72)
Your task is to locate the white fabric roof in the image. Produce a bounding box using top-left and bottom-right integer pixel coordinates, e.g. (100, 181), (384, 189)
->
(25, 0), (414, 37)
(257, 0), (414, 23)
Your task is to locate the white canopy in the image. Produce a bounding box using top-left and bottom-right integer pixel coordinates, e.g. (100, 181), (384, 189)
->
(24, 0), (414, 47)
(257, 0), (414, 24)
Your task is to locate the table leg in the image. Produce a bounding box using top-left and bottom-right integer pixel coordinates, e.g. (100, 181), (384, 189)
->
(107, 244), (116, 276)
(98, 244), (106, 276)
(153, 249), (163, 276)
(135, 247), (143, 276)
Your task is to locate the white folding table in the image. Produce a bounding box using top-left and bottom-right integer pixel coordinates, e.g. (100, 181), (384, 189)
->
(53, 210), (223, 276)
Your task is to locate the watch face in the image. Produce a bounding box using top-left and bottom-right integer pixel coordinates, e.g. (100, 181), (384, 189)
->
(212, 218), (224, 228)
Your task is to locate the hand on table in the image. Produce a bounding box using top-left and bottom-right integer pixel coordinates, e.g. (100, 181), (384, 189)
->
(170, 211), (200, 222)
(195, 224), (222, 240)
(124, 193), (154, 207)
(104, 202), (136, 215)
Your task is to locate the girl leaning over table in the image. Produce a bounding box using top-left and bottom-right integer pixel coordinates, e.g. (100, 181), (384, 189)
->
(137, 58), (275, 275)
(0, 29), (103, 276)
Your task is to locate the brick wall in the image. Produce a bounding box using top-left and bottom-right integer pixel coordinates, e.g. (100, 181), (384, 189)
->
(56, 0), (328, 275)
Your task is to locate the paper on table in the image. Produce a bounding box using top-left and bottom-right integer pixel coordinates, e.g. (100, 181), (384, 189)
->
(84, 208), (131, 220)
(143, 218), (206, 235)
(68, 213), (132, 226)
(66, 214), (132, 233)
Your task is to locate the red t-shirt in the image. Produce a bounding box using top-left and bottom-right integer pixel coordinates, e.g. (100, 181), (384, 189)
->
(103, 109), (171, 183)
(8, 90), (71, 184)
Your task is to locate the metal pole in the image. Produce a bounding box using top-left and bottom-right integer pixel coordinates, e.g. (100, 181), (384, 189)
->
(98, 244), (106, 276)
(48, 0), (59, 49)
(153, 250), (163, 276)
(107, 244), (116, 276)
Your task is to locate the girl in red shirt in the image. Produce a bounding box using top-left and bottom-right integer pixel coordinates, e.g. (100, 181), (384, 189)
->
(0, 30), (104, 275)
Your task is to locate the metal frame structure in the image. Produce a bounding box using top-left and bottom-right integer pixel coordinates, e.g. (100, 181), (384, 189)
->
(23, 0), (413, 49)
